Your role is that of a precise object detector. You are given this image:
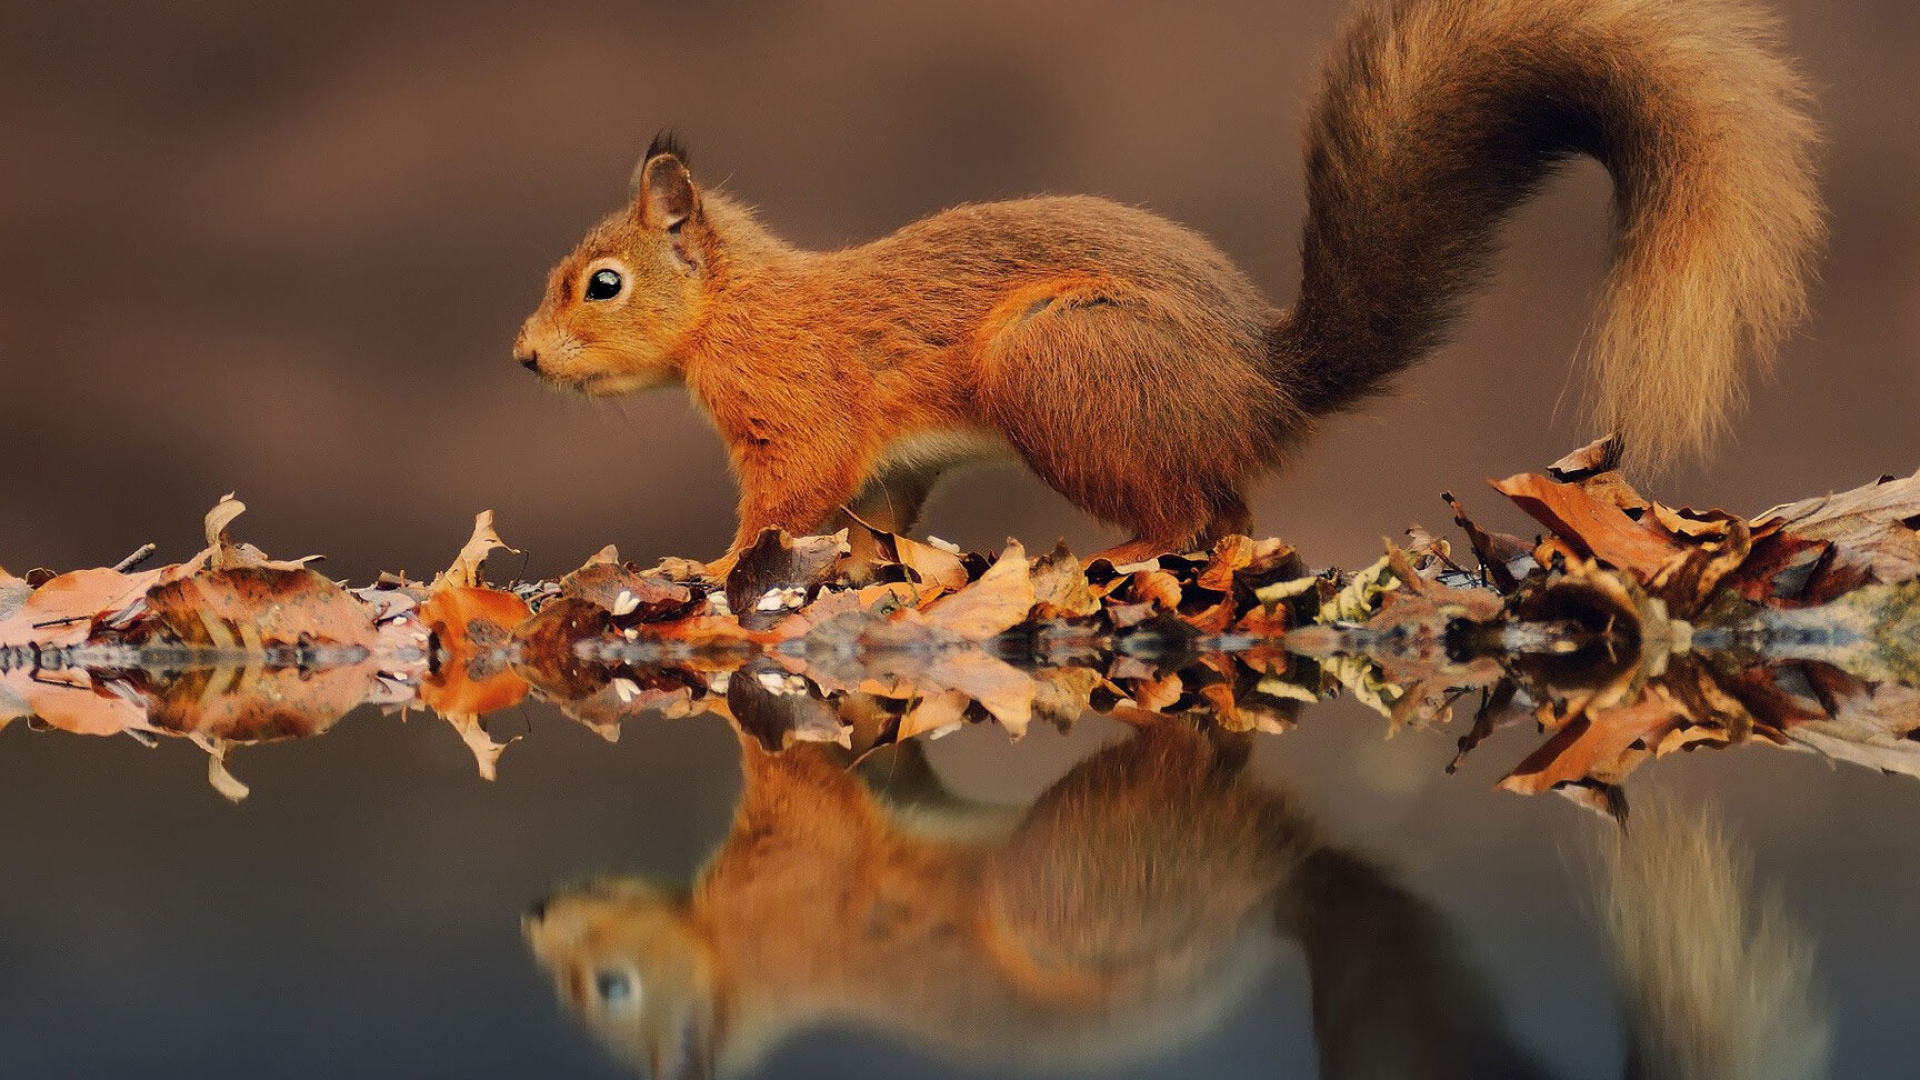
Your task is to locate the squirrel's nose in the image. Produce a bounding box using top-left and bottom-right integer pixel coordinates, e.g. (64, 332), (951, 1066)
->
(525, 895), (550, 922)
(515, 347), (540, 372)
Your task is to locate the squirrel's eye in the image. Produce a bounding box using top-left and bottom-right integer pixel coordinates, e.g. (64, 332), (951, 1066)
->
(585, 268), (623, 301)
(594, 970), (634, 1003)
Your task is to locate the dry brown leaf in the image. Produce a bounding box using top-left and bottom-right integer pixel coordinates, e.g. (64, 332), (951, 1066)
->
(725, 529), (849, 627)
(1493, 471), (1683, 580)
(890, 535), (970, 592)
(1180, 597), (1237, 634)
(419, 586), (530, 649)
(1545, 435), (1624, 481)
(1195, 535), (1256, 592)
(0, 567), (164, 647)
(432, 511), (517, 590)
(1120, 569), (1184, 612)
(189, 495), (323, 574)
(558, 560), (693, 621)
(922, 542), (1034, 640)
(1441, 491), (1530, 592)
(141, 568), (379, 652)
(1028, 542), (1103, 618)
(1234, 601), (1294, 638)
(1402, 525), (1465, 579)
(1758, 468), (1920, 584)
(1646, 514), (1752, 614)
(513, 597), (613, 700)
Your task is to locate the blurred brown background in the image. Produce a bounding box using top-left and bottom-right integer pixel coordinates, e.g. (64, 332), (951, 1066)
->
(2, 0), (1916, 581)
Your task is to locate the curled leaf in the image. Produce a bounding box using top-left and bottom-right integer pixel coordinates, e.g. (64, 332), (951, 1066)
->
(434, 511), (517, 591)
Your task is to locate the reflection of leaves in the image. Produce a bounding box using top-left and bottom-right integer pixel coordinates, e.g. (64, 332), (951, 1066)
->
(727, 668), (850, 752)
(898, 688), (971, 741)
(1502, 689), (1688, 796)
(924, 650), (1034, 738)
(139, 662), (374, 743)
(1787, 668), (1920, 780)
(0, 568), (29, 628)
(5, 670), (150, 736)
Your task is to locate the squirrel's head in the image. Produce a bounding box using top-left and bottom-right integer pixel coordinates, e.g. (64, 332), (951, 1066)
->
(524, 875), (724, 1079)
(515, 134), (710, 395)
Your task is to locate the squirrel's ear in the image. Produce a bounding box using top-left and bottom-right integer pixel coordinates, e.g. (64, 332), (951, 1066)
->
(633, 153), (699, 233)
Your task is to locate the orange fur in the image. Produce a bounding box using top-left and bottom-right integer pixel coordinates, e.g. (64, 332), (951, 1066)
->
(516, 0), (1822, 558)
(524, 724), (1320, 1076)
(523, 720), (1827, 1079)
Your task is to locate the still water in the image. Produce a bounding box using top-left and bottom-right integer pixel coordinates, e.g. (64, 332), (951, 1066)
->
(3, 690), (1915, 1079)
(5, 469), (1917, 1079)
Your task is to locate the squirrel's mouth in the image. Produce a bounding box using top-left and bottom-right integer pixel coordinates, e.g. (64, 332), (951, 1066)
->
(528, 367), (625, 397)
(575, 373), (642, 396)
(573, 370), (677, 397)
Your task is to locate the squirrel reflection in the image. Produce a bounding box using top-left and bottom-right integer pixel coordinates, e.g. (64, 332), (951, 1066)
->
(524, 714), (1826, 1080)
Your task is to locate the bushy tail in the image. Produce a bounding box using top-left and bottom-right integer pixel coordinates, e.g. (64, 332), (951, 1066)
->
(1598, 805), (1829, 1080)
(1278, 0), (1824, 471)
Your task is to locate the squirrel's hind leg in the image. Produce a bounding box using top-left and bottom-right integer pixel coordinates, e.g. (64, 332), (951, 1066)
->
(1200, 491), (1252, 544)
(974, 281), (1276, 556)
(1089, 489), (1252, 564)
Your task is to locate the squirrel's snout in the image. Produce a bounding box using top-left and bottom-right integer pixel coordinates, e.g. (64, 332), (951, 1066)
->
(512, 331), (541, 372)
(512, 322), (543, 372)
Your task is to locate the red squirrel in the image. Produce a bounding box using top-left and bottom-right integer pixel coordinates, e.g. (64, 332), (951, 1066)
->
(514, 0), (1822, 571)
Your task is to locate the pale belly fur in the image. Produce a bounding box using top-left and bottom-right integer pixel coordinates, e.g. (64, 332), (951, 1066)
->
(873, 427), (1018, 475)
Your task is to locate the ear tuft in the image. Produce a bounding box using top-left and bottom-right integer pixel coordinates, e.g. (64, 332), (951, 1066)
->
(646, 129), (689, 168)
(631, 129), (690, 195)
